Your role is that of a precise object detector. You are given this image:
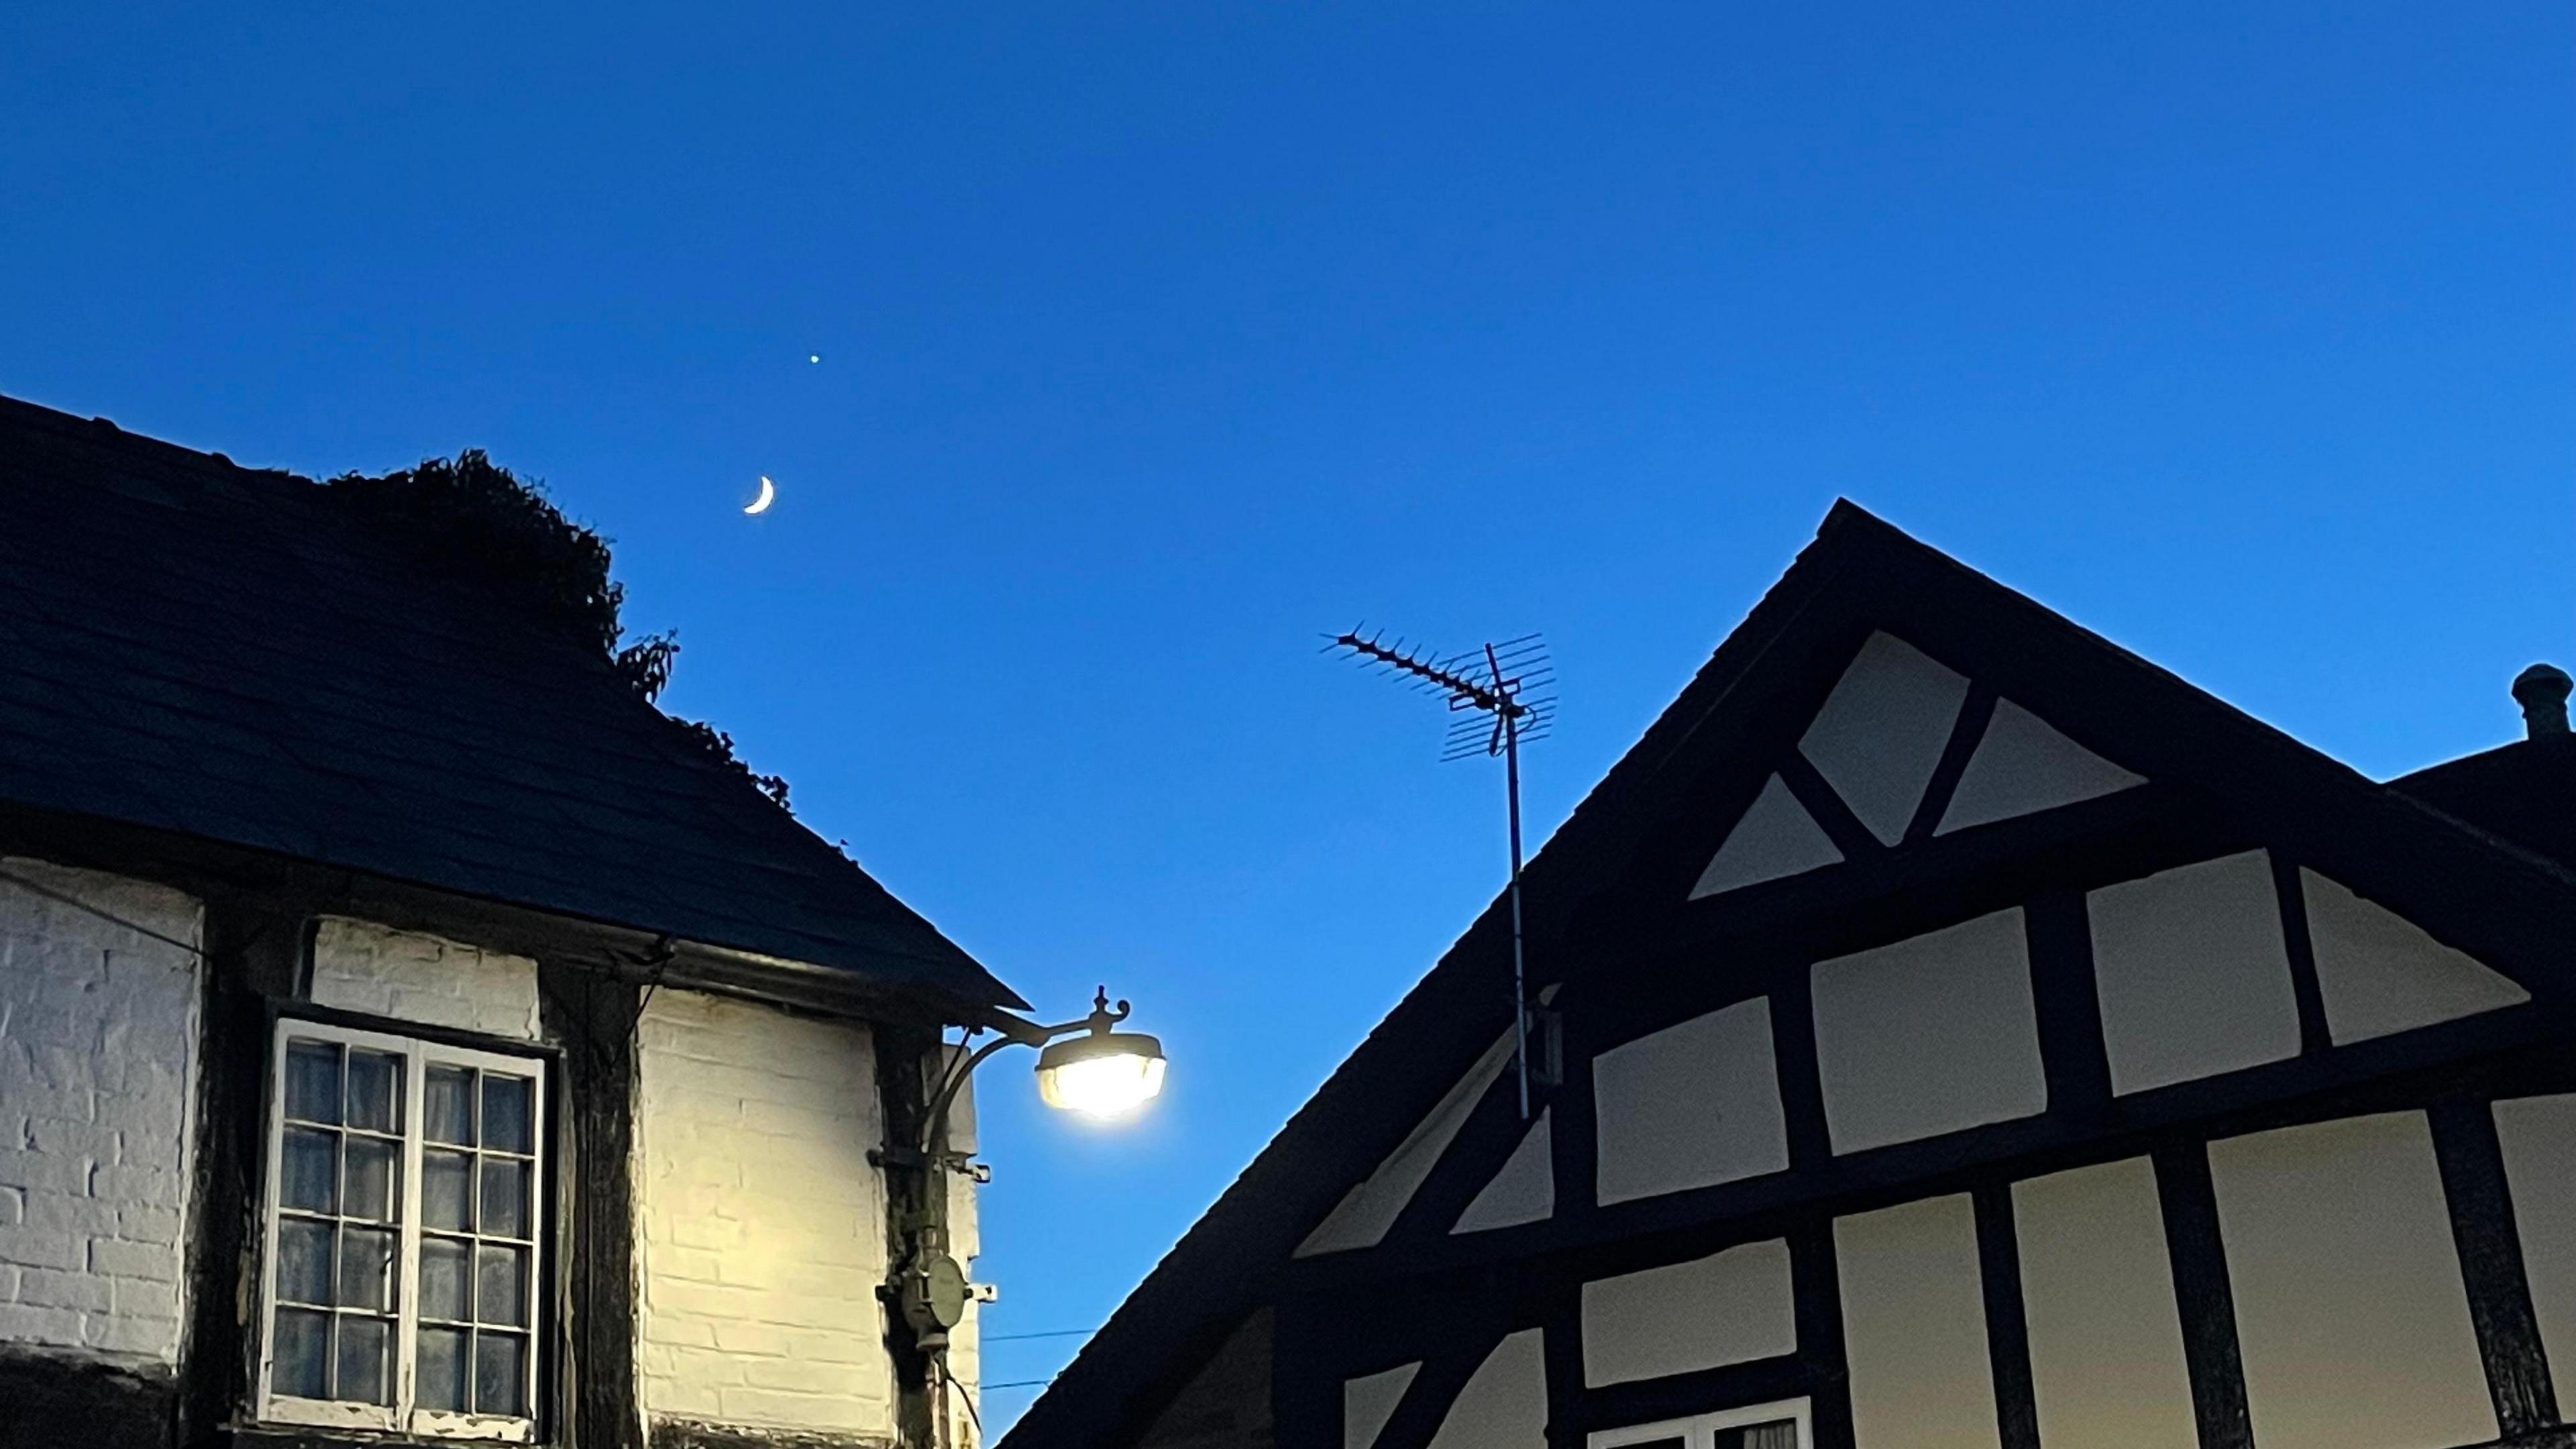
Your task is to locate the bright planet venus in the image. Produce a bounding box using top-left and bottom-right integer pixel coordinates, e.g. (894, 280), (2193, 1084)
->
(745, 476), (775, 515)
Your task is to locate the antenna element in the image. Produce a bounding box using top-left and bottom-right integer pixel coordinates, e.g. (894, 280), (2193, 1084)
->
(1328, 628), (1558, 1118)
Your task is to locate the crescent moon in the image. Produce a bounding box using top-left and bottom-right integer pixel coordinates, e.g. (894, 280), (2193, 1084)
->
(744, 476), (775, 515)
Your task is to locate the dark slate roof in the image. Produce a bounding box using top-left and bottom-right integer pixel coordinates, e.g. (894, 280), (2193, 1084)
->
(0, 394), (1024, 1015)
(1000, 500), (2576, 1449)
(2391, 735), (2576, 870)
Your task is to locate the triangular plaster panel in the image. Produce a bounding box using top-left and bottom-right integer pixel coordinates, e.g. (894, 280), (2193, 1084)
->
(1799, 632), (1970, 845)
(1691, 775), (1844, 898)
(1937, 698), (2145, 834)
(1344, 1362), (1421, 1449)
(2301, 869), (2530, 1044)
(1453, 1110), (1554, 1234)
(1426, 1330), (1549, 1449)
(1297, 1028), (1519, 1256)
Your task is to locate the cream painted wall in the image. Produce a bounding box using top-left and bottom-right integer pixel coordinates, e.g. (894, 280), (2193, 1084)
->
(2207, 1112), (2494, 1449)
(633, 987), (905, 1440)
(2010, 1157), (2195, 1449)
(307, 916), (542, 1041)
(1835, 1194), (1998, 1449)
(2492, 1093), (2576, 1403)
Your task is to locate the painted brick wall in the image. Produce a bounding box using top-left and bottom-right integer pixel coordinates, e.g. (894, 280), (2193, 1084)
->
(0, 857), (202, 1365)
(307, 916), (541, 1040)
(635, 987), (908, 1440)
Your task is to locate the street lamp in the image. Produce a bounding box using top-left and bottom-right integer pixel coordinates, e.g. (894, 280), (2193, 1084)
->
(887, 987), (1165, 1445)
(1034, 989), (1167, 1116)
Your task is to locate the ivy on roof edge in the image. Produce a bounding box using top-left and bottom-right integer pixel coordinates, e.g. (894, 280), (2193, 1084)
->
(328, 449), (793, 812)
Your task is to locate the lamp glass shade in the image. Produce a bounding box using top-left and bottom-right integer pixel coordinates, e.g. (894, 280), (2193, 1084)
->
(1035, 1032), (1167, 1117)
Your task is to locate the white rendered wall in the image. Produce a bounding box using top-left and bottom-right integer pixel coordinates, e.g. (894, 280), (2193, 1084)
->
(1593, 996), (1788, 1204)
(634, 987), (902, 1439)
(1796, 633), (1970, 846)
(0, 857), (203, 1364)
(1811, 910), (2045, 1155)
(2206, 1112), (2494, 1449)
(1580, 1238), (1794, 1387)
(307, 916), (542, 1040)
(1345, 1362), (1420, 1449)
(2009, 1157), (2196, 1449)
(2298, 869), (2528, 1044)
(1835, 1194), (1998, 1449)
(1425, 1328), (1547, 1449)
(1301, 1028), (1518, 1254)
(2087, 852), (2301, 1096)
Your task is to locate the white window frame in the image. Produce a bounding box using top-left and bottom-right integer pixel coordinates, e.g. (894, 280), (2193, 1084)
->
(254, 1017), (549, 1443)
(1589, 1396), (1813, 1449)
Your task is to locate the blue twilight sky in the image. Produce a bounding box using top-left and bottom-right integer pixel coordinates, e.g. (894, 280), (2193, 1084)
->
(4, 2), (2571, 1428)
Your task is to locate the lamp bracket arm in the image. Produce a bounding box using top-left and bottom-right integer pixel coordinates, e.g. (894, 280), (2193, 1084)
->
(920, 1033), (1027, 1155)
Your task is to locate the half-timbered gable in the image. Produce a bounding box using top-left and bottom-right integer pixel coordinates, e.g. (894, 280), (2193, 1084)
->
(1002, 502), (2576, 1449)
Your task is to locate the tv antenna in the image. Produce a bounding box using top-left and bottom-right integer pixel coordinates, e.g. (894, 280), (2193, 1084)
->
(1328, 629), (1556, 1118)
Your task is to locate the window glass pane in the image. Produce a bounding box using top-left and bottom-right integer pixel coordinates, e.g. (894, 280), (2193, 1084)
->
(272, 1307), (331, 1399)
(421, 1236), (472, 1322)
(285, 1041), (341, 1124)
(478, 1244), (528, 1328)
(424, 1150), (474, 1232)
(482, 1159), (530, 1240)
(281, 1127), (339, 1214)
(475, 1332), (527, 1416)
(339, 1227), (396, 1313)
(427, 1066), (476, 1146)
(336, 1314), (391, 1405)
(276, 1218), (335, 1305)
(347, 1051), (401, 1134)
(344, 1137), (399, 1223)
(419, 1326), (470, 1411)
(482, 1075), (532, 1155)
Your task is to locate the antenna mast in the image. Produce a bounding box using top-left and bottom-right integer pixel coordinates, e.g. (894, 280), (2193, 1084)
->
(1329, 629), (1556, 1118)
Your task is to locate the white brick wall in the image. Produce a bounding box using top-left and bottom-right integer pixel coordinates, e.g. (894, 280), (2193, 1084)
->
(0, 857), (202, 1364)
(634, 987), (905, 1438)
(307, 916), (541, 1040)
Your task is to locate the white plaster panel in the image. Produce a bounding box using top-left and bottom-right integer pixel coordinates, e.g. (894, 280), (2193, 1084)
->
(1453, 1110), (1553, 1234)
(1593, 997), (1788, 1205)
(1935, 699), (2143, 835)
(1691, 775), (1842, 898)
(1811, 910), (2045, 1155)
(1301, 1028), (1518, 1255)
(2300, 869), (2528, 1044)
(1426, 1328), (1547, 1449)
(2206, 1112), (2495, 1449)
(634, 987), (902, 1439)
(2087, 851), (2300, 1096)
(2010, 1157), (2196, 1449)
(308, 916), (542, 1040)
(1345, 1362), (1421, 1449)
(2493, 1093), (2576, 1398)
(1835, 1195), (1998, 1449)
(1797, 633), (1970, 846)
(0, 857), (202, 1364)
(1580, 1238), (1794, 1387)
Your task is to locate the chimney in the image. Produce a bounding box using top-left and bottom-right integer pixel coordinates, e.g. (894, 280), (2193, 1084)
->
(2513, 663), (2572, 740)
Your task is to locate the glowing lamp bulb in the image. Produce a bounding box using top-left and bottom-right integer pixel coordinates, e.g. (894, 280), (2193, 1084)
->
(1034, 1032), (1167, 1118)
